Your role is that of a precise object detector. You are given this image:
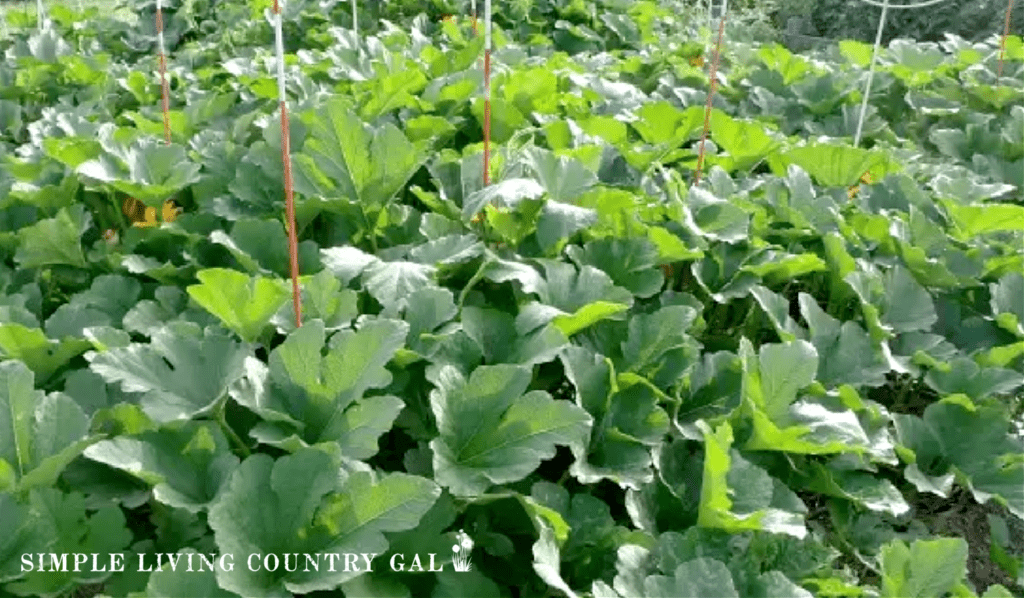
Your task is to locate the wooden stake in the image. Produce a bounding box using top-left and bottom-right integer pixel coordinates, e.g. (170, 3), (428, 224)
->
(273, 0), (302, 327)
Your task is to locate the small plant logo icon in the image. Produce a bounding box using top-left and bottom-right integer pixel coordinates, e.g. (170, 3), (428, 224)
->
(451, 529), (474, 572)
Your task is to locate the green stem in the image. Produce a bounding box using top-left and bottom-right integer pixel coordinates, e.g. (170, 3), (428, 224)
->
(110, 190), (128, 231)
(216, 401), (251, 458)
(361, 206), (379, 253)
(458, 256), (493, 308)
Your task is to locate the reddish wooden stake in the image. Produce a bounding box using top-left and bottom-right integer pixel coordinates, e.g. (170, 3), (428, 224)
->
(694, 15), (726, 187)
(273, 0), (302, 327)
(483, 0), (492, 187)
(998, 0), (1016, 78)
(156, 0), (171, 144)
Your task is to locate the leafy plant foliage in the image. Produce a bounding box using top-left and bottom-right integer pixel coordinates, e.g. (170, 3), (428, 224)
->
(0, 0), (1022, 597)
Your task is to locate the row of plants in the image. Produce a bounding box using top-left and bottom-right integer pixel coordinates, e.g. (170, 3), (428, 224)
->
(0, 0), (1022, 597)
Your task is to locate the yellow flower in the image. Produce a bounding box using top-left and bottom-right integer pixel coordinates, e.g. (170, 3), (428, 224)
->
(123, 197), (182, 227)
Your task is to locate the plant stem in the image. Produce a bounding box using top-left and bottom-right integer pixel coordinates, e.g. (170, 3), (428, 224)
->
(216, 401), (251, 458)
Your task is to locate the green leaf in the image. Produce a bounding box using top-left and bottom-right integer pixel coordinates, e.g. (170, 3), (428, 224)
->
(742, 339), (873, 454)
(683, 188), (750, 243)
(429, 364), (592, 496)
(461, 177), (545, 221)
(518, 260), (633, 336)
(362, 260), (437, 312)
(293, 269), (359, 332)
(211, 218), (316, 278)
(617, 305), (701, 387)
(799, 294), (890, 388)
(3, 490), (132, 597)
(894, 400), (1024, 519)
(0, 324), (91, 382)
(845, 264), (938, 340)
(208, 448), (439, 597)
(294, 97), (426, 216)
(76, 138), (201, 207)
(879, 538), (968, 598)
(524, 147), (598, 203)
(698, 421), (807, 538)
(562, 347), (670, 488)
(566, 237), (665, 298)
(646, 559), (740, 598)
(942, 201), (1024, 239)
(0, 362), (97, 493)
(631, 101), (704, 146)
(470, 96), (529, 145)
(924, 357), (1024, 401)
(759, 43), (813, 85)
(797, 462), (909, 517)
(677, 350), (745, 429)
(233, 319), (408, 456)
(187, 268), (291, 343)
(15, 205), (89, 269)
(87, 324), (250, 423)
(990, 273), (1024, 337)
(83, 421), (240, 512)
(533, 517), (581, 598)
(461, 307), (569, 366)
(0, 492), (56, 583)
(770, 143), (897, 187)
(750, 286), (806, 343)
(708, 110), (782, 173)
(536, 200), (599, 251)
(45, 274), (142, 340)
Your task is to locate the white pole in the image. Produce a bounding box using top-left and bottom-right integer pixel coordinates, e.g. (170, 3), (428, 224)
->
(274, 2), (288, 110)
(36, 0), (45, 29)
(854, 0), (890, 147)
(352, 0), (358, 44)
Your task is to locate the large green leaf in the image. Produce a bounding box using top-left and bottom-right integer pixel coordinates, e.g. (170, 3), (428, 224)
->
(517, 260), (633, 337)
(708, 110), (782, 173)
(561, 346), (669, 488)
(741, 339), (874, 455)
(0, 362), (97, 493)
(208, 448), (439, 597)
(894, 399), (1024, 519)
(87, 323), (250, 423)
(231, 319), (408, 457)
(14, 206), (89, 269)
(1, 490), (132, 597)
(990, 273), (1024, 337)
(942, 200), (1024, 239)
(461, 306), (569, 366)
(697, 421), (807, 538)
(565, 237), (665, 299)
(0, 324), (91, 382)
(429, 364), (592, 496)
(770, 143), (898, 187)
(186, 268), (291, 343)
(879, 538), (969, 598)
(83, 421), (239, 512)
(645, 559), (739, 598)
(76, 136), (201, 207)
(293, 97), (427, 217)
